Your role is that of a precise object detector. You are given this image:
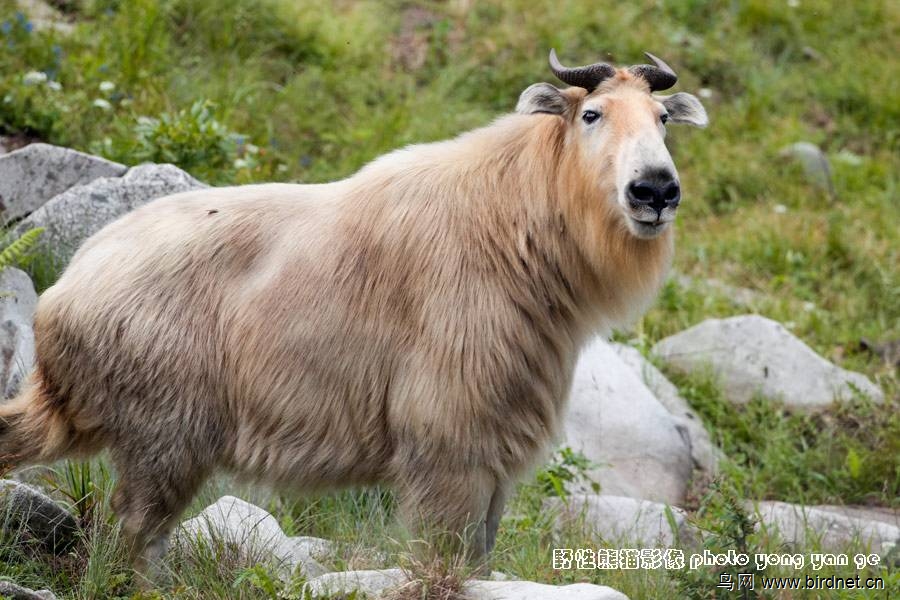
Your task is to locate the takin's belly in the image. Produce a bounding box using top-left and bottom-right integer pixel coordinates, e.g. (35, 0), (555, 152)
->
(220, 317), (402, 489)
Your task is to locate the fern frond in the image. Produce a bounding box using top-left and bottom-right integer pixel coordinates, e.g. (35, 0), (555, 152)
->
(0, 227), (45, 271)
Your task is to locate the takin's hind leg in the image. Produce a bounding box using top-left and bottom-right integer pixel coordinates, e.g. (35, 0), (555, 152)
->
(110, 449), (210, 586)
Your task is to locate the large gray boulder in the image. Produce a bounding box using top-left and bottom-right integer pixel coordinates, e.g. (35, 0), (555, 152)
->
(652, 316), (883, 410)
(0, 268), (38, 399)
(16, 163), (205, 266)
(612, 343), (721, 473)
(747, 501), (899, 557)
(0, 144), (126, 223)
(561, 338), (694, 505)
(177, 496), (331, 580)
(0, 480), (78, 552)
(0, 581), (57, 600)
(547, 494), (695, 547)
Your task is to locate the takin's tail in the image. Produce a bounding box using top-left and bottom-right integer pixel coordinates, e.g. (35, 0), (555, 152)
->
(0, 382), (72, 476)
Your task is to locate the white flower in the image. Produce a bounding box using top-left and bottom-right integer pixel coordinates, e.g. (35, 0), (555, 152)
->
(99, 81), (115, 93)
(698, 87), (714, 99)
(23, 71), (48, 86)
(245, 143), (260, 155)
(92, 98), (112, 111)
(787, 0), (799, 7)
(276, 164), (288, 173)
(233, 158), (248, 169)
(3, 94), (12, 104)
(47, 81), (62, 91)
(773, 204), (788, 214)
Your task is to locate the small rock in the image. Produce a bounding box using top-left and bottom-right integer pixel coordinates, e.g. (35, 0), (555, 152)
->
(547, 494), (694, 547)
(0, 581), (57, 600)
(304, 570), (630, 600)
(801, 45), (824, 62)
(0, 480), (78, 552)
(779, 141), (835, 199)
(16, 163), (205, 267)
(652, 316), (883, 410)
(859, 338), (900, 368)
(15, 0), (74, 34)
(0, 268), (38, 399)
(562, 338), (694, 505)
(177, 496), (330, 579)
(464, 580), (630, 600)
(304, 568), (406, 597)
(612, 344), (721, 473)
(282, 536), (334, 576)
(0, 144), (126, 224)
(747, 501), (900, 557)
(671, 273), (761, 308)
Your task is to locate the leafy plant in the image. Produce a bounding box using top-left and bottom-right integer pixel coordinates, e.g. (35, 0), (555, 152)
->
(0, 76), (67, 140)
(0, 228), (44, 272)
(674, 479), (762, 600)
(42, 459), (112, 525)
(534, 447), (599, 500)
(129, 100), (237, 178)
(232, 565), (283, 599)
(0, 12), (69, 140)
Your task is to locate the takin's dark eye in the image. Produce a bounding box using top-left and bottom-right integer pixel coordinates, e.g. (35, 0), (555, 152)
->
(581, 110), (601, 124)
(660, 113), (669, 125)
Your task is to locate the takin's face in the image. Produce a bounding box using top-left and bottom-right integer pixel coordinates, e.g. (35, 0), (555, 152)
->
(517, 75), (707, 240)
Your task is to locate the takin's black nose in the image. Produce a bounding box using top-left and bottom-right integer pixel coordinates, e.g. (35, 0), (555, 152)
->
(627, 173), (681, 212)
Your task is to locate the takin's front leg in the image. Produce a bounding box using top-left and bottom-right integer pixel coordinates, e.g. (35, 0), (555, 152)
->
(396, 465), (499, 570)
(485, 482), (510, 556)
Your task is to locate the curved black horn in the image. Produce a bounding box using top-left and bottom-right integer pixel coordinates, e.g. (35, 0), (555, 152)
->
(548, 48), (616, 92)
(628, 52), (678, 91)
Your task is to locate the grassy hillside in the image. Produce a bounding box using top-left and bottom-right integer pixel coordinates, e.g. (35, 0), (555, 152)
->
(0, 0), (897, 598)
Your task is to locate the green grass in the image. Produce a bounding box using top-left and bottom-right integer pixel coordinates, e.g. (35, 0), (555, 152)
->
(0, 0), (897, 598)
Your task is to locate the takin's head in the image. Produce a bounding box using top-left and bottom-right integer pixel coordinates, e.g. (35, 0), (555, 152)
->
(517, 50), (708, 240)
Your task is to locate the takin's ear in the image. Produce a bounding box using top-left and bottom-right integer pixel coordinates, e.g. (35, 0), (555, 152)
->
(656, 92), (708, 127)
(516, 82), (568, 115)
